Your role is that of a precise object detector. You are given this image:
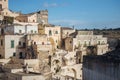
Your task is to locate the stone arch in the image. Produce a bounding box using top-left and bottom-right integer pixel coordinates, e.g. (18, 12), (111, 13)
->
(71, 68), (77, 80)
(52, 59), (60, 65)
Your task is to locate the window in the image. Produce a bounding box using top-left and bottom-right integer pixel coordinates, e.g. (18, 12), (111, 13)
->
(19, 52), (23, 59)
(23, 43), (26, 47)
(33, 20), (35, 22)
(49, 30), (52, 36)
(19, 30), (22, 33)
(13, 53), (16, 56)
(31, 30), (33, 33)
(19, 41), (21, 45)
(84, 41), (87, 47)
(89, 41), (91, 46)
(70, 41), (72, 44)
(55, 31), (58, 34)
(80, 75), (82, 77)
(11, 40), (14, 48)
(1, 40), (3, 46)
(98, 41), (100, 45)
(67, 32), (69, 34)
(0, 4), (2, 10)
(34, 31), (37, 33)
(1, 29), (4, 34)
(34, 42), (36, 45)
(42, 42), (44, 45)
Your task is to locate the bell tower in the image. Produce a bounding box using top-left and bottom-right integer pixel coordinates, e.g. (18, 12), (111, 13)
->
(0, 0), (8, 10)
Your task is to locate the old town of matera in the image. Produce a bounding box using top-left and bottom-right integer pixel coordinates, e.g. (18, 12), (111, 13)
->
(0, 0), (120, 80)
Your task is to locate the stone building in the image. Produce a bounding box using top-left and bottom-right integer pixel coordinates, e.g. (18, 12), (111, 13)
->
(0, 0), (8, 10)
(45, 25), (62, 50)
(0, 0), (48, 24)
(0, 58), (51, 80)
(51, 50), (83, 80)
(25, 34), (52, 59)
(0, 35), (25, 59)
(64, 37), (73, 51)
(0, 24), (39, 59)
(14, 10), (48, 24)
(0, 24), (38, 35)
(61, 27), (75, 39)
(65, 31), (108, 55)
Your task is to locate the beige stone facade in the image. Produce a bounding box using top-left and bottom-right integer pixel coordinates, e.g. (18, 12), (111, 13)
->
(65, 31), (108, 55)
(26, 34), (52, 52)
(62, 27), (75, 38)
(45, 26), (62, 50)
(0, 0), (48, 24)
(1, 9), (20, 17)
(0, 35), (25, 59)
(0, 0), (8, 10)
(65, 37), (73, 51)
(51, 50), (83, 80)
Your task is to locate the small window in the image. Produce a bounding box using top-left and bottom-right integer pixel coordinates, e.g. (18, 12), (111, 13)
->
(1, 40), (3, 46)
(67, 32), (69, 34)
(42, 42), (44, 45)
(31, 30), (33, 33)
(55, 31), (58, 34)
(11, 40), (14, 48)
(84, 41), (87, 47)
(33, 20), (35, 22)
(89, 41), (91, 46)
(19, 41), (21, 45)
(80, 75), (82, 77)
(13, 53), (16, 56)
(34, 42), (36, 45)
(49, 30), (52, 36)
(19, 52), (23, 59)
(34, 31), (37, 33)
(19, 30), (22, 33)
(23, 43), (26, 47)
(70, 41), (72, 44)
(0, 4), (2, 10)
(98, 41), (100, 45)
